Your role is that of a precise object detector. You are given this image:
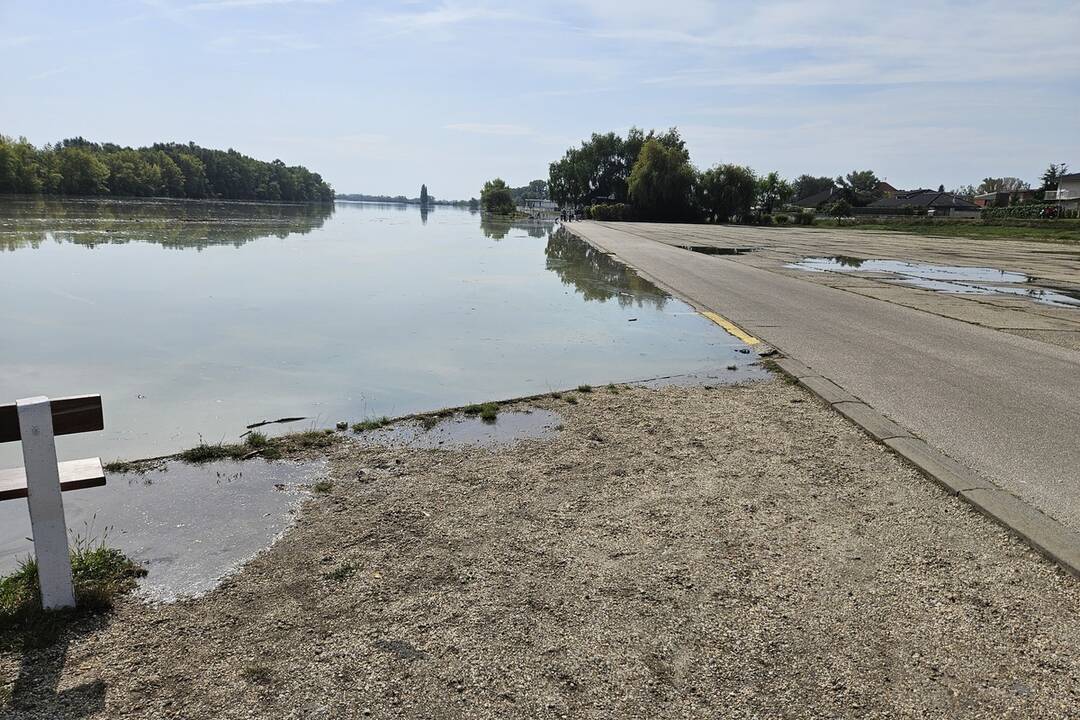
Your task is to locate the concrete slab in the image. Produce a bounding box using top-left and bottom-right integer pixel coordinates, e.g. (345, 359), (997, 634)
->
(961, 488), (1080, 578)
(771, 357), (818, 379)
(832, 402), (912, 441)
(883, 436), (996, 495)
(800, 375), (858, 405)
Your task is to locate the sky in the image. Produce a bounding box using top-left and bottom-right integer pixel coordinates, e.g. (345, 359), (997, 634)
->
(2, 0), (1079, 199)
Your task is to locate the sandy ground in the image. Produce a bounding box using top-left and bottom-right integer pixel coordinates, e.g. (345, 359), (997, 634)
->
(2, 379), (1078, 719)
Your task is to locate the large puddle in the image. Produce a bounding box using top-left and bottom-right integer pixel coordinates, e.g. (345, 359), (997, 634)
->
(787, 256), (1080, 308)
(0, 459), (326, 601)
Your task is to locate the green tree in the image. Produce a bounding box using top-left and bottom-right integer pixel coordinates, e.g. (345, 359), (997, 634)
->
(627, 139), (697, 221)
(757, 171), (794, 213)
(480, 178), (515, 215)
(420, 184), (429, 206)
(836, 170), (882, 206)
(548, 127), (689, 208)
(56, 146), (110, 195)
(977, 177), (1030, 194)
(697, 164), (757, 223)
(827, 199), (852, 223)
(1040, 163), (1069, 190)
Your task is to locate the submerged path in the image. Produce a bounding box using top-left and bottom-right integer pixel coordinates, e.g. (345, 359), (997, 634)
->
(566, 221), (1080, 536)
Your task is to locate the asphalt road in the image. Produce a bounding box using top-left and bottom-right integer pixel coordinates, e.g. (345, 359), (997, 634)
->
(568, 221), (1080, 534)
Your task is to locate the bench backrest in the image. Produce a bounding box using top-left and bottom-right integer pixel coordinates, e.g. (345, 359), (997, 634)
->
(0, 395), (104, 443)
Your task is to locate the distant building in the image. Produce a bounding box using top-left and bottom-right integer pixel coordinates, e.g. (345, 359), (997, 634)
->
(973, 189), (1037, 208)
(523, 198), (559, 211)
(876, 181), (899, 199)
(1046, 173), (1080, 213)
(792, 187), (843, 209)
(867, 189), (981, 217)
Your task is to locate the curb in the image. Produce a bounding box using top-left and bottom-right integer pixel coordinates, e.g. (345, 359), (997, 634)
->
(772, 356), (1080, 579)
(563, 222), (1080, 580)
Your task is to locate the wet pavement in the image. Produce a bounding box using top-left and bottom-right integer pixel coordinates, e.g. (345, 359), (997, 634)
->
(0, 459), (327, 601)
(787, 256), (1080, 308)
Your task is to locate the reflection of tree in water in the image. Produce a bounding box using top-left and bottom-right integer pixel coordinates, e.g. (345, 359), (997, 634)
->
(0, 198), (334, 252)
(545, 228), (667, 309)
(480, 215), (552, 241)
(830, 255), (865, 268)
(419, 204), (429, 225)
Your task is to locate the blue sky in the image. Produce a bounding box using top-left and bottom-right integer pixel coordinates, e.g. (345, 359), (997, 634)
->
(2, 0), (1079, 199)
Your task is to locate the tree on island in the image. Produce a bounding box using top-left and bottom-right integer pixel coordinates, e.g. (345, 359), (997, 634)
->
(480, 178), (515, 215)
(420, 184), (429, 207)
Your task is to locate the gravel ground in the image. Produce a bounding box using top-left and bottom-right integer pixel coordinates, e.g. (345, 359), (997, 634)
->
(2, 379), (1078, 719)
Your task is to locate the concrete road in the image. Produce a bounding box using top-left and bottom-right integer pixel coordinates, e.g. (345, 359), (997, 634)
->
(567, 221), (1080, 534)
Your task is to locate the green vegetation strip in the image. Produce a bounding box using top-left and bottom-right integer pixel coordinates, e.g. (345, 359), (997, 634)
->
(1, 541), (146, 650)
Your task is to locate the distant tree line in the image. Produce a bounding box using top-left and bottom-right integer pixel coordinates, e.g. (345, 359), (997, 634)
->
(0, 135), (333, 202)
(545, 128), (1074, 222)
(546, 127), (799, 222)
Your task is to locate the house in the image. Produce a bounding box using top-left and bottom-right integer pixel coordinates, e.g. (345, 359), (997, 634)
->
(876, 181), (899, 199)
(867, 189), (981, 218)
(972, 189), (1037, 208)
(1047, 173), (1080, 214)
(793, 187), (843, 209)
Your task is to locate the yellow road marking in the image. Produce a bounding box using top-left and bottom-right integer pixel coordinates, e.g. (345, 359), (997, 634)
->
(700, 311), (761, 346)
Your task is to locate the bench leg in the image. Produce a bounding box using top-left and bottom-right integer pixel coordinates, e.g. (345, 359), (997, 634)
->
(17, 397), (76, 610)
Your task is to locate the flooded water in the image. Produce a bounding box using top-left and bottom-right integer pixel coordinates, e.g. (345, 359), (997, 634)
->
(354, 408), (561, 450)
(0, 198), (758, 595)
(0, 198), (754, 468)
(0, 458), (326, 597)
(787, 256), (1080, 308)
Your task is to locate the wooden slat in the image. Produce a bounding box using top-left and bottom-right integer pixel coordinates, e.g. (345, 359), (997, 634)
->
(0, 457), (106, 502)
(0, 395), (103, 444)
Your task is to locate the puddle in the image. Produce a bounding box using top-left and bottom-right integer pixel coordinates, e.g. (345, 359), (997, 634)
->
(0, 459), (326, 602)
(787, 257), (1080, 308)
(354, 409), (560, 449)
(634, 362), (772, 388)
(682, 245), (754, 255)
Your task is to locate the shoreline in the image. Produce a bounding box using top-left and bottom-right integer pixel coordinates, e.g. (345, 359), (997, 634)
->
(4, 379), (1077, 717)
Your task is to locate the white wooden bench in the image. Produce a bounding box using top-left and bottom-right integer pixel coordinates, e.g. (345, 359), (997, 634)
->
(0, 395), (106, 609)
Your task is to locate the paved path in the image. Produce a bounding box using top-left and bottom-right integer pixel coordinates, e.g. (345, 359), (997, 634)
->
(567, 221), (1080, 534)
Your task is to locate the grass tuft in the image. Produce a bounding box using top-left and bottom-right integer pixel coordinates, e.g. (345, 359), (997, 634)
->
(323, 563), (356, 582)
(178, 441), (247, 463)
(352, 417), (391, 433)
(312, 480), (333, 494)
(240, 665), (274, 685)
(577, 384), (593, 393)
(0, 537), (146, 650)
(244, 431), (269, 449)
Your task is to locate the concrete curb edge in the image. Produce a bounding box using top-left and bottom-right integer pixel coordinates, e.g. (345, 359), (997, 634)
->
(771, 355), (1080, 579)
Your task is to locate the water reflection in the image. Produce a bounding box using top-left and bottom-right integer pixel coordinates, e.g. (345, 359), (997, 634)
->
(545, 227), (668, 308)
(420, 204), (430, 225)
(0, 197), (334, 251)
(0, 200), (745, 467)
(480, 215), (551, 240)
